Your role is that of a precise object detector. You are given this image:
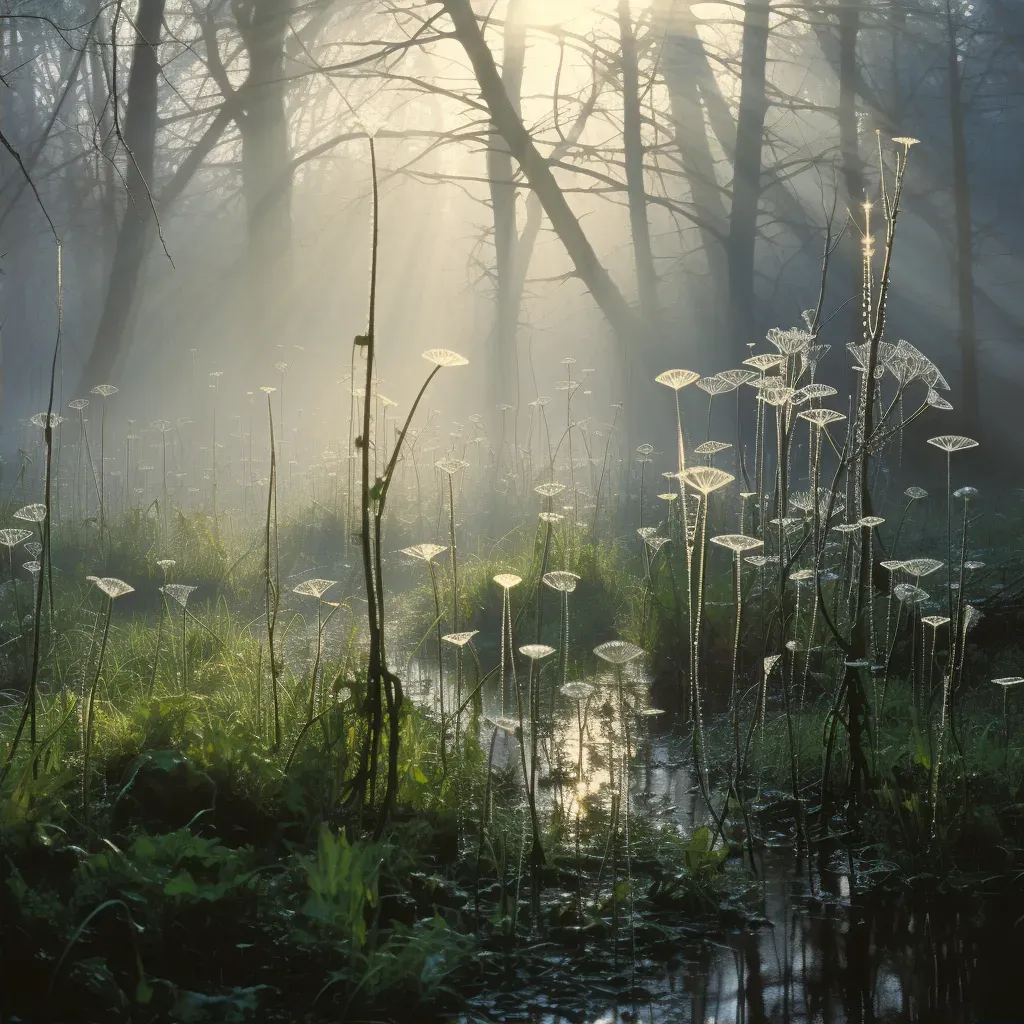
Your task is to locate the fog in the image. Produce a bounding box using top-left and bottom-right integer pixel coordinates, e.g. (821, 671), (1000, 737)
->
(3, 0), (1024, 482)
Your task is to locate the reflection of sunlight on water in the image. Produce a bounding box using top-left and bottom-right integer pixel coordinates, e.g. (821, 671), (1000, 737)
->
(406, 660), (995, 1024)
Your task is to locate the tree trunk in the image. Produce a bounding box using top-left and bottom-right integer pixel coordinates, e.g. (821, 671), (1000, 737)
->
(236, 0), (294, 376)
(657, 0), (729, 330)
(838, 0), (865, 333)
(78, 0), (166, 391)
(618, 0), (658, 323)
(443, 0), (641, 348)
(727, 0), (771, 364)
(946, 2), (978, 429)
(488, 0), (525, 424)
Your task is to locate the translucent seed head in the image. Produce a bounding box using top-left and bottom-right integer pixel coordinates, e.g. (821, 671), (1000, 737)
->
(442, 631), (478, 648)
(29, 412), (64, 429)
(767, 326), (815, 356)
(893, 583), (929, 604)
(921, 615), (951, 628)
(654, 368), (700, 391)
(711, 534), (763, 553)
(534, 482), (567, 498)
(0, 529), (33, 548)
(90, 384), (118, 398)
(904, 486), (928, 500)
(519, 644), (556, 661)
(94, 577), (134, 599)
(543, 571), (580, 593)
(435, 457), (469, 476)
(716, 369), (758, 388)
(293, 578), (338, 598)
(902, 558), (944, 577)
(161, 584), (196, 607)
(799, 408), (846, 428)
(401, 543), (447, 563)
(422, 348), (469, 368)
(743, 353), (786, 372)
(693, 440), (732, 456)
(679, 466), (734, 495)
(563, 681), (595, 702)
(593, 641), (645, 665)
(926, 434), (978, 453)
(493, 573), (522, 590)
(927, 389), (953, 411)
(696, 375), (735, 396)
(13, 504), (47, 524)
(799, 383), (838, 400)
(992, 676), (1024, 687)
(68, 398), (90, 410)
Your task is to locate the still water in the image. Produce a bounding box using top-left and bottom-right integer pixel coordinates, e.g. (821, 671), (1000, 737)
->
(403, 662), (1023, 1024)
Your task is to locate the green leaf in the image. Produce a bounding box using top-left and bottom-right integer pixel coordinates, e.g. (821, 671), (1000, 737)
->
(164, 870), (198, 897)
(412, 765), (428, 785)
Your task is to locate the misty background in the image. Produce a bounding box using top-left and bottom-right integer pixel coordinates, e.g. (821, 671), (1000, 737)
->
(2, 0), (1023, 481)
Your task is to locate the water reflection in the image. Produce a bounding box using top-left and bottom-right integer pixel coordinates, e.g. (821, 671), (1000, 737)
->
(467, 842), (1020, 1024)
(405, 661), (1020, 1024)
